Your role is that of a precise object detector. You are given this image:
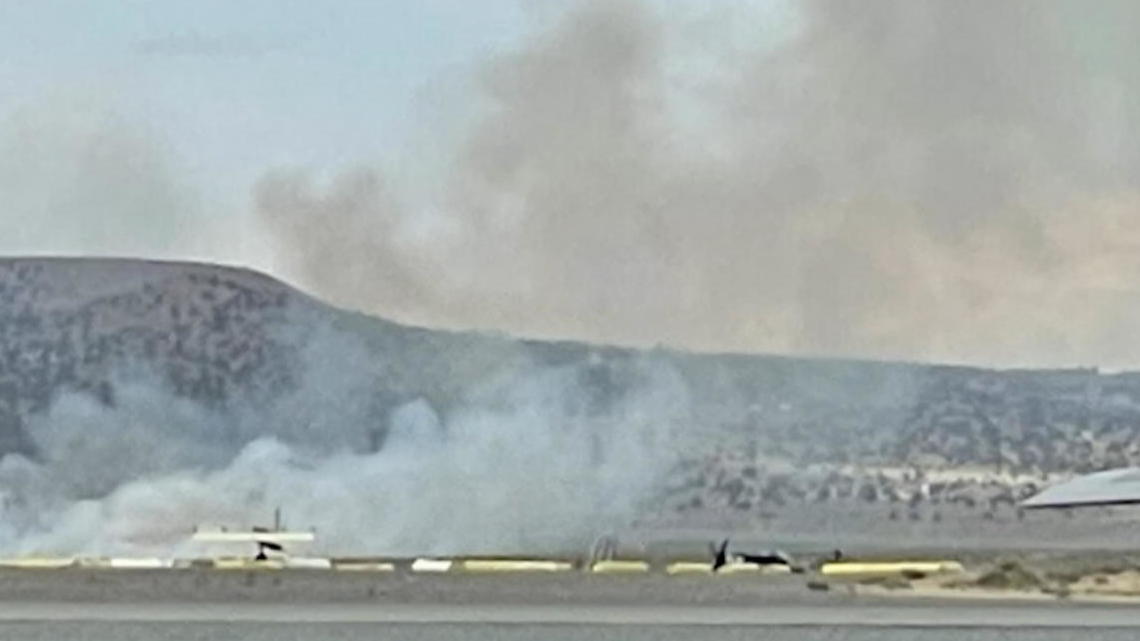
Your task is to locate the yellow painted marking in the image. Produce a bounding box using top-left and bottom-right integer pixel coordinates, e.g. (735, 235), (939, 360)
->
(820, 561), (964, 576)
(212, 558), (246, 570)
(590, 560), (650, 573)
(718, 563), (794, 575)
(213, 558), (284, 570)
(758, 564), (793, 575)
(461, 559), (573, 572)
(0, 558), (75, 569)
(334, 561), (396, 572)
(717, 562), (761, 574)
(411, 558), (453, 573)
(108, 558), (173, 569)
(666, 561), (713, 575)
(284, 557), (332, 570)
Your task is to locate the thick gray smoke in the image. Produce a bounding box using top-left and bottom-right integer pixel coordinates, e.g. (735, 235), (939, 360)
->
(0, 322), (688, 556)
(258, 0), (1140, 368)
(0, 99), (200, 259)
(5, 0), (1140, 556)
(256, 169), (438, 321)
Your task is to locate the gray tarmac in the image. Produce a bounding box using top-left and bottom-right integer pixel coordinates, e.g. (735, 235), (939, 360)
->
(0, 622), (1135, 641)
(0, 568), (1137, 640)
(3, 599), (1140, 627)
(0, 603), (1137, 641)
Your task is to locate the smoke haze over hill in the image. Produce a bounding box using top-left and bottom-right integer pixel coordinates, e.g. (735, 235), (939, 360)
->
(0, 1), (1137, 367)
(6, 258), (1140, 555)
(253, 0), (1140, 369)
(3, 2), (1140, 555)
(0, 258), (686, 555)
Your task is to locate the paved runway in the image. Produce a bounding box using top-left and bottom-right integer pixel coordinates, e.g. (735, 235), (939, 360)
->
(1, 602), (1140, 641)
(0, 622), (1136, 641)
(1, 568), (1139, 640)
(2, 600), (1140, 627)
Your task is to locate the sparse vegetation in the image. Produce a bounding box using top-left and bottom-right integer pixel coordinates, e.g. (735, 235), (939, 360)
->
(858, 575), (912, 590)
(975, 561), (1043, 591)
(9, 257), (1140, 547)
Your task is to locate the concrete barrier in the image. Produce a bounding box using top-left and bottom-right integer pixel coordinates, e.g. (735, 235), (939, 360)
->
(758, 564), (793, 575)
(715, 562), (793, 575)
(717, 562), (761, 574)
(284, 557), (332, 570)
(333, 561), (396, 572)
(820, 560), (964, 577)
(590, 560), (650, 573)
(461, 559), (573, 573)
(213, 558), (284, 570)
(108, 558), (173, 569)
(212, 557), (245, 570)
(0, 557), (75, 569)
(665, 561), (713, 575)
(663, 561), (791, 576)
(411, 558), (453, 573)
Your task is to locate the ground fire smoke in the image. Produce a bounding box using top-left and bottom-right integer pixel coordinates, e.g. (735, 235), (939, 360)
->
(1, 1), (1139, 557)
(258, 0), (1140, 369)
(0, 316), (689, 556)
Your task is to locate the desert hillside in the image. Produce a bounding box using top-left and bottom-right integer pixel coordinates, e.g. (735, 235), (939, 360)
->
(3, 257), (1140, 552)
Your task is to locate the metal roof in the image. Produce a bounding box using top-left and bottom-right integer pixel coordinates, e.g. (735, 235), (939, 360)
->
(1022, 467), (1140, 509)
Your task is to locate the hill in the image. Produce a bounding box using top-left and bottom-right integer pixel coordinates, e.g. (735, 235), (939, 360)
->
(3, 257), (1140, 553)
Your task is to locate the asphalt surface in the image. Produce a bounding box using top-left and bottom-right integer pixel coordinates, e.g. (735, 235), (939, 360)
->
(1, 601), (1139, 641)
(1, 568), (1138, 640)
(0, 622), (1136, 641)
(3, 600), (1140, 626)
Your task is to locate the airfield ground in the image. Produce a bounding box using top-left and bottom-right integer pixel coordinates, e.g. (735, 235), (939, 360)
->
(0, 549), (1139, 605)
(5, 554), (1140, 639)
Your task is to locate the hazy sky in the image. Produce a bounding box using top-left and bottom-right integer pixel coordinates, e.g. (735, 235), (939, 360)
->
(2, 1), (1139, 369)
(0, 1), (543, 257)
(0, 0), (785, 270)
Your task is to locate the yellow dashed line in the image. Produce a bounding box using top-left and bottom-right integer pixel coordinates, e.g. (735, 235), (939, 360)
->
(333, 561), (396, 572)
(0, 554), (817, 578)
(820, 561), (964, 576)
(590, 560), (650, 573)
(461, 559), (573, 572)
(411, 558), (453, 573)
(0, 558), (75, 569)
(284, 557), (332, 570)
(108, 558), (173, 569)
(717, 562), (760, 574)
(213, 558), (284, 570)
(665, 561), (713, 575)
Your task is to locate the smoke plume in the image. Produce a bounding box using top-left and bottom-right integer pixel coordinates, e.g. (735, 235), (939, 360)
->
(6, 0), (1140, 556)
(0, 321), (686, 556)
(258, 0), (1140, 368)
(0, 99), (200, 259)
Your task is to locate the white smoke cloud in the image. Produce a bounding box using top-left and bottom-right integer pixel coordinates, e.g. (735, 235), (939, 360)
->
(0, 327), (689, 556)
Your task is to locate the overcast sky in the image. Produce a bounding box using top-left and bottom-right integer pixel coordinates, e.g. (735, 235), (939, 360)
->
(0, 1), (541, 257)
(0, 1), (785, 266)
(2, 1), (1139, 369)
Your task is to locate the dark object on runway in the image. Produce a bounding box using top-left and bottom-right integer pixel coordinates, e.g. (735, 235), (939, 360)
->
(254, 540), (284, 561)
(710, 539), (797, 572)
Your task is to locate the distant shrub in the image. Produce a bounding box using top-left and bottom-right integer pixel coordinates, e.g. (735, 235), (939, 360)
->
(975, 561), (1042, 590)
